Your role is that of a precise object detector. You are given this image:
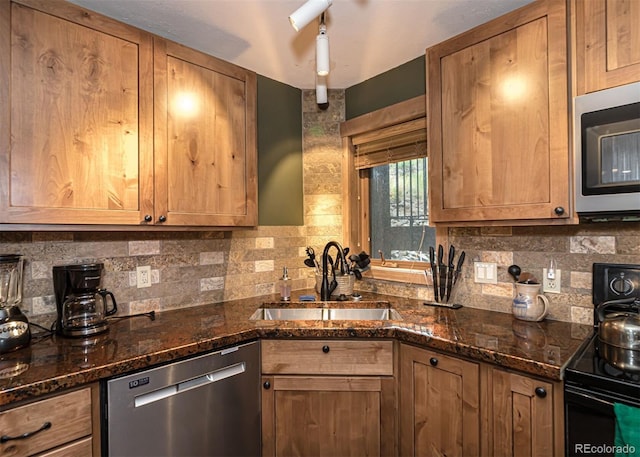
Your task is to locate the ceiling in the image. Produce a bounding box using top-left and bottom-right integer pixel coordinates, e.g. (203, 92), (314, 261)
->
(68, 0), (534, 90)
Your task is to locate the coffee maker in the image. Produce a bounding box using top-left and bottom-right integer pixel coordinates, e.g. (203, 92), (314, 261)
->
(53, 263), (118, 337)
(0, 254), (31, 353)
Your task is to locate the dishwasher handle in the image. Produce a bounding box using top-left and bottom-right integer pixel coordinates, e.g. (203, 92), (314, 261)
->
(134, 362), (246, 408)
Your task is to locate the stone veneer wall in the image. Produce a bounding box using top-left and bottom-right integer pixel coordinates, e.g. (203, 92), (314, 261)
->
(1, 88), (638, 326)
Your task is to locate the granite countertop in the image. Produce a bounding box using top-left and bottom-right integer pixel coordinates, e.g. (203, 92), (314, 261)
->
(0, 291), (593, 407)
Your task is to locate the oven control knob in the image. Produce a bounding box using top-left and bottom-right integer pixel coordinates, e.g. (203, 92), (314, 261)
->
(610, 274), (634, 296)
(534, 387), (547, 398)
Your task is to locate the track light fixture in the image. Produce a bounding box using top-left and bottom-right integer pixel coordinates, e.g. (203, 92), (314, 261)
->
(289, 0), (332, 32)
(316, 16), (330, 76)
(316, 76), (328, 105)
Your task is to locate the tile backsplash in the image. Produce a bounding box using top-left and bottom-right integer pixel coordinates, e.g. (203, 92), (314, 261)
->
(1, 89), (639, 326)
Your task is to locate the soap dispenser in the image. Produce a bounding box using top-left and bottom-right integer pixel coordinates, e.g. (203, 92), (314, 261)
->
(280, 267), (291, 301)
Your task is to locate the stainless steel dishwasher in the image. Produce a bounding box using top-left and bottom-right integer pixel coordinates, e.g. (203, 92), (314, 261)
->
(104, 340), (260, 456)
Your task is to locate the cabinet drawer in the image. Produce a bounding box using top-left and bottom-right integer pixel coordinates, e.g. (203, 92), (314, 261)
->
(0, 388), (92, 457)
(262, 340), (393, 375)
(38, 436), (93, 457)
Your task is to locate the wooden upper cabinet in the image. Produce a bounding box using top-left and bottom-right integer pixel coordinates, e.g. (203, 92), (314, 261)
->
(427, 0), (571, 224)
(0, 0), (154, 225)
(0, 0), (257, 228)
(574, 0), (640, 94)
(153, 39), (257, 227)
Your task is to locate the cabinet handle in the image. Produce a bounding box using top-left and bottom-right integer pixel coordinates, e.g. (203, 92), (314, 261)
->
(0, 421), (52, 443)
(144, 214), (152, 222)
(535, 387), (547, 398)
(158, 215), (167, 223)
(322, 345), (330, 353)
(429, 357), (438, 366)
(263, 381), (271, 390)
(553, 207), (565, 216)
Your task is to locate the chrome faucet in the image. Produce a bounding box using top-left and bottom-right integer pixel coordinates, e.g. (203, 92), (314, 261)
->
(320, 241), (348, 301)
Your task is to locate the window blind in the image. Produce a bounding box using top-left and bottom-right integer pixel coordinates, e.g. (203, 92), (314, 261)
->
(352, 117), (426, 169)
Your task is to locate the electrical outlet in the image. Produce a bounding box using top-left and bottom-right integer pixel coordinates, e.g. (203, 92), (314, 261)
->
(542, 268), (561, 293)
(136, 266), (152, 288)
(474, 262), (497, 284)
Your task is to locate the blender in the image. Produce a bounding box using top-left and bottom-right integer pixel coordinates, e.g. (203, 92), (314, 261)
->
(0, 254), (31, 353)
(53, 263), (118, 337)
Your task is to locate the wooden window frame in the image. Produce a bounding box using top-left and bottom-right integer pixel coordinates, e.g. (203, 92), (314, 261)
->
(340, 96), (447, 284)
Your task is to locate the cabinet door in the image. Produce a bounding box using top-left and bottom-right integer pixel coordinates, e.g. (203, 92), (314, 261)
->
(427, 0), (570, 224)
(488, 368), (557, 457)
(262, 375), (395, 457)
(0, 0), (154, 225)
(399, 344), (480, 457)
(575, 0), (640, 94)
(154, 38), (257, 227)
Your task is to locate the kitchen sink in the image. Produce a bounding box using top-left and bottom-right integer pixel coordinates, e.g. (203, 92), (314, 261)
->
(250, 306), (402, 321)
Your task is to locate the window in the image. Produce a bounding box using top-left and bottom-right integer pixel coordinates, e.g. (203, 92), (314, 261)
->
(370, 158), (435, 262)
(340, 96), (444, 283)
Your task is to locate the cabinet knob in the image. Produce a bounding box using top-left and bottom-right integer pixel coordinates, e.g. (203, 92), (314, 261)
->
(429, 357), (438, 366)
(158, 215), (167, 223)
(144, 214), (152, 222)
(534, 387), (547, 398)
(553, 207), (565, 216)
(263, 381), (271, 390)
(322, 345), (330, 353)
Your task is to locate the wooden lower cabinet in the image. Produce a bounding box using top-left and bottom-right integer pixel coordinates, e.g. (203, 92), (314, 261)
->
(261, 375), (395, 457)
(261, 339), (396, 457)
(483, 365), (564, 457)
(399, 343), (480, 457)
(400, 344), (564, 457)
(0, 384), (99, 457)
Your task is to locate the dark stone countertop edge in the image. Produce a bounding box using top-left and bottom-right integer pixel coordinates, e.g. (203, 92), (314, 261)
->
(0, 291), (591, 407)
(1, 328), (565, 407)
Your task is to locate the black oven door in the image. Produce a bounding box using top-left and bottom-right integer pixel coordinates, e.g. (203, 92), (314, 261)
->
(565, 384), (640, 457)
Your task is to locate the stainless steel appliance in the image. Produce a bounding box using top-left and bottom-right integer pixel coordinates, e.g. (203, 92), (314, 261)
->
(574, 82), (640, 220)
(0, 254), (30, 353)
(104, 341), (260, 457)
(53, 263), (117, 337)
(564, 263), (640, 456)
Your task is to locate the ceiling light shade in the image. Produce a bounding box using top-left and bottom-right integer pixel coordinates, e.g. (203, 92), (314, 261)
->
(289, 0), (332, 32)
(316, 24), (330, 76)
(316, 77), (328, 104)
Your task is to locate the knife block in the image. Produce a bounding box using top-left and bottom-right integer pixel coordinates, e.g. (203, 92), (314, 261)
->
(425, 265), (463, 307)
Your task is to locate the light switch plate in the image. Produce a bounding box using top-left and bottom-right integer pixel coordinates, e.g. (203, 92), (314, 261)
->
(474, 262), (497, 284)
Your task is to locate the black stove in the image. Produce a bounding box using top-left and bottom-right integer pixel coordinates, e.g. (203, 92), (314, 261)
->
(564, 263), (640, 456)
(565, 333), (640, 403)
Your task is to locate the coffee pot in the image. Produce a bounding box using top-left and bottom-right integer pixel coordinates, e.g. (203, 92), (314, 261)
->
(0, 254), (31, 353)
(53, 263), (117, 337)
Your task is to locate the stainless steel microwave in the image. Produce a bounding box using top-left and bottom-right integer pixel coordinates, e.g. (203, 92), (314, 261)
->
(574, 82), (640, 220)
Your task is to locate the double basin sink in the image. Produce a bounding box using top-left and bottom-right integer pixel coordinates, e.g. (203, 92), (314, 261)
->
(251, 301), (402, 321)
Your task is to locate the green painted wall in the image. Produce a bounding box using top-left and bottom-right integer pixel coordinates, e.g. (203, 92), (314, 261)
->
(257, 75), (304, 226)
(345, 56), (426, 119)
